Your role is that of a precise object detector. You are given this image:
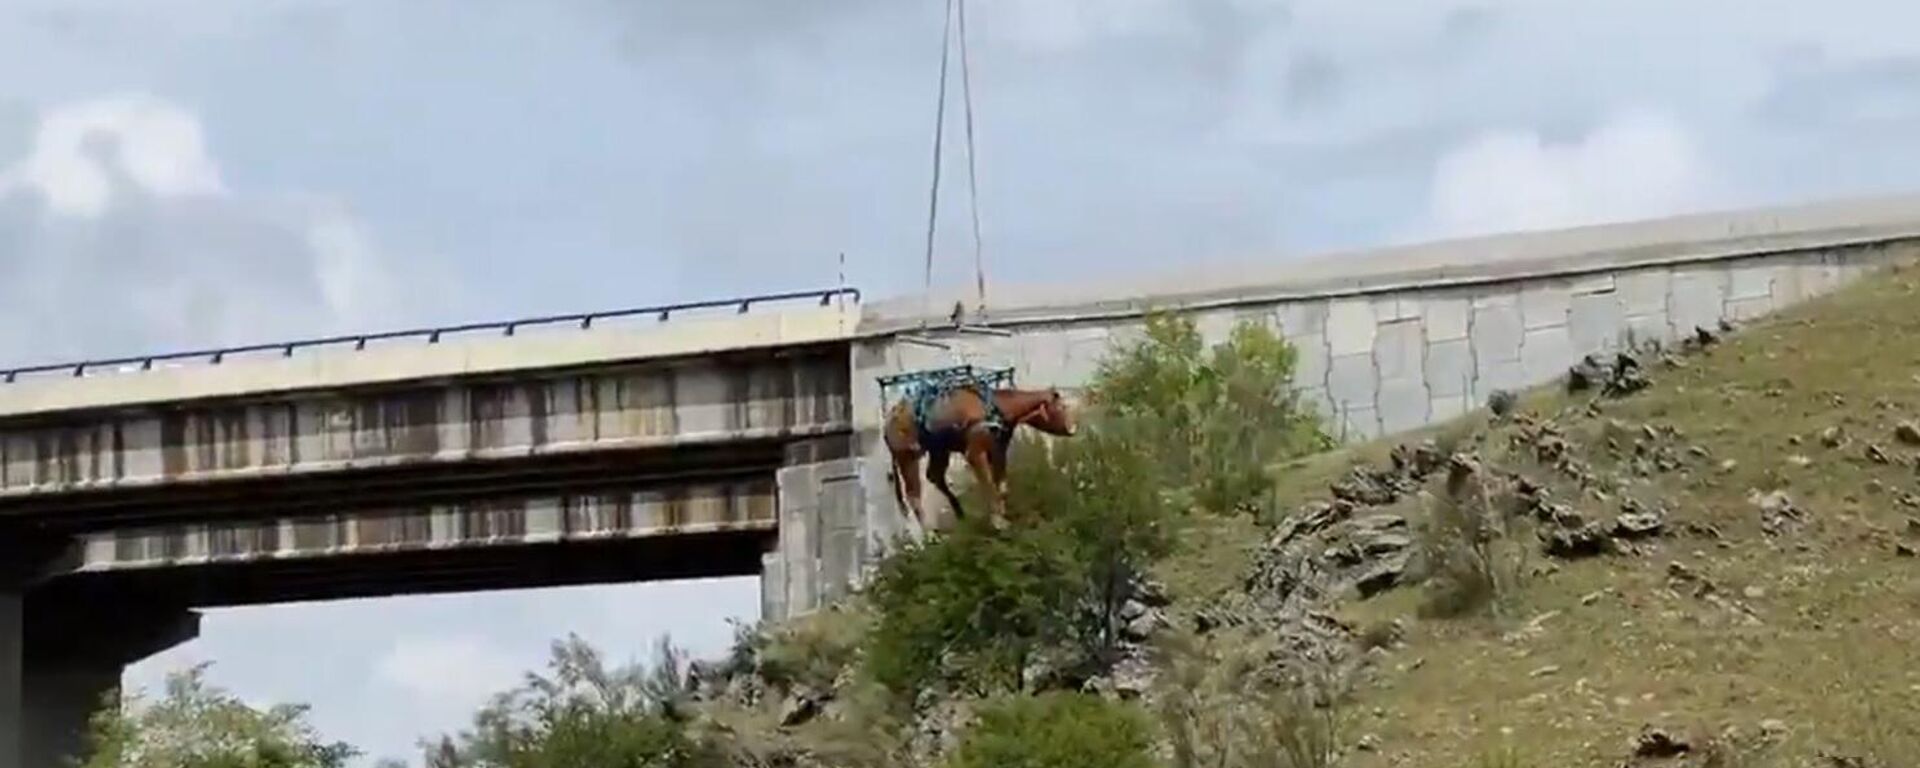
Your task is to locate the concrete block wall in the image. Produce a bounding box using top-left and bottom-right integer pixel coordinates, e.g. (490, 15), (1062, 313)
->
(831, 240), (1913, 592)
(764, 455), (865, 620)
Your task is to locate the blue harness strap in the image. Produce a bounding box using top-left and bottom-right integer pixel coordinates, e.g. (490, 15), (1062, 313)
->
(891, 366), (1009, 450)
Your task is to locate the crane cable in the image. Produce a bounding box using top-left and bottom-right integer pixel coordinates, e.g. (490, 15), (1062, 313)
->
(918, 0), (988, 329)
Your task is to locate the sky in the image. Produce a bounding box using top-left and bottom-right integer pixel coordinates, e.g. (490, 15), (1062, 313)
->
(7, 0), (1920, 763)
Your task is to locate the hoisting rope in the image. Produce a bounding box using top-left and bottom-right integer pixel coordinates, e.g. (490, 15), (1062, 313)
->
(918, 0), (988, 330)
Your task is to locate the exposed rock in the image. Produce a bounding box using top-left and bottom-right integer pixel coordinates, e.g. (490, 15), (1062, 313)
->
(778, 691), (824, 728)
(1541, 522), (1614, 558)
(1488, 389), (1519, 418)
(1751, 489), (1806, 537)
(1821, 426), (1847, 449)
(1633, 725), (1693, 759)
(1866, 443), (1893, 465)
(1354, 554), (1409, 598)
(1897, 543), (1917, 558)
(1613, 498), (1667, 539)
(1896, 421), (1920, 447)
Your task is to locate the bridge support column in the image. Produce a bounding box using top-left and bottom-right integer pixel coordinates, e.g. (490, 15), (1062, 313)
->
(765, 438), (868, 621)
(0, 590), (200, 768)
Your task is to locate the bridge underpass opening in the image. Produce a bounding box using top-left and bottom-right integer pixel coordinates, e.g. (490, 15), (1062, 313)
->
(3, 454), (792, 767)
(121, 575), (765, 768)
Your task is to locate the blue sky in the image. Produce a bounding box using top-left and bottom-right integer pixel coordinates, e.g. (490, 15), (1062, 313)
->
(6, 0), (1920, 763)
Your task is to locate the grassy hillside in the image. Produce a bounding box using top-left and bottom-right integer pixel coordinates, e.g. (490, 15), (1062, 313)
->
(1159, 261), (1920, 767)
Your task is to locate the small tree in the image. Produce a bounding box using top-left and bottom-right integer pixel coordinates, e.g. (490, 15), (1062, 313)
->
(79, 662), (358, 768)
(1092, 312), (1332, 514)
(430, 634), (725, 768)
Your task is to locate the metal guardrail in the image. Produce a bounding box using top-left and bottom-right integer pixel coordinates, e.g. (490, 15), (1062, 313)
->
(0, 287), (861, 384)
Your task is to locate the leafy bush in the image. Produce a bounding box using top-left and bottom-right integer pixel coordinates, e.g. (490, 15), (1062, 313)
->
(860, 511), (1088, 700)
(754, 608), (871, 696)
(80, 663), (359, 768)
(1091, 312), (1333, 514)
(943, 692), (1157, 768)
(426, 634), (725, 768)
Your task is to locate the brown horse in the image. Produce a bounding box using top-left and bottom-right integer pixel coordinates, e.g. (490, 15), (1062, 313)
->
(884, 385), (1077, 532)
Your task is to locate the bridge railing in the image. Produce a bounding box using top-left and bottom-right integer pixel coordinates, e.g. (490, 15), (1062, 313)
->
(0, 287), (861, 384)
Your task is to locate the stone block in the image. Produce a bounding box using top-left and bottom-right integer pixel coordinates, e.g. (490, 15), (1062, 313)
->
(1429, 395), (1471, 424)
(1327, 299), (1377, 356)
(1729, 262), (1775, 300)
(1769, 260), (1817, 306)
(1016, 332), (1074, 385)
(1617, 268), (1670, 317)
(1372, 295), (1421, 323)
(1727, 296), (1772, 322)
(1472, 359), (1528, 403)
(1291, 331), (1330, 390)
(1376, 378), (1430, 435)
(1423, 296), (1470, 342)
(1195, 309), (1238, 347)
(1296, 386), (1335, 422)
(1373, 320), (1424, 381)
(1521, 325), (1574, 385)
(1470, 302), (1524, 364)
(1327, 353), (1378, 411)
(1568, 291), (1625, 353)
(1274, 299), (1329, 339)
(1338, 406), (1381, 442)
(1669, 269), (1727, 336)
(1521, 283), (1572, 330)
(1425, 339), (1473, 397)
(761, 552), (788, 621)
(821, 526), (860, 601)
(1624, 312), (1670, 349)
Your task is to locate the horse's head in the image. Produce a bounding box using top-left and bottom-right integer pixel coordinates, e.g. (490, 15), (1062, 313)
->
(1024, 388), (1078, 437)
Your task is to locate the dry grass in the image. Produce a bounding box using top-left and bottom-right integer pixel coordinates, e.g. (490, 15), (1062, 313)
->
(1175, 262), (1920, 767)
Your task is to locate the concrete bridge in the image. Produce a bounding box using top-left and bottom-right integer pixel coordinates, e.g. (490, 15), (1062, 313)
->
(0, 289), (864, 765)
(9, 193), (1920, 765)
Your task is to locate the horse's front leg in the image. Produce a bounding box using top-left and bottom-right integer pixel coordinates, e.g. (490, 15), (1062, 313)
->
(963, 433), (1008, 530)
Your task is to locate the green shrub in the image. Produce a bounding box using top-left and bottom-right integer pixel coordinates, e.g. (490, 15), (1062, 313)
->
(755, 607), (871, 695)
(80, 663), (359, 768)
(428, 635), (725, 768)
(861, 512), (1086, 700)
(944, 692), (1158, 768)
(1092, 312), (1333, 514)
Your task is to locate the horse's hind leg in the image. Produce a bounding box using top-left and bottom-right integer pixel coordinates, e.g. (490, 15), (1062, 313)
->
(891, 448), (929, 533)
(926, 450), (966, 528)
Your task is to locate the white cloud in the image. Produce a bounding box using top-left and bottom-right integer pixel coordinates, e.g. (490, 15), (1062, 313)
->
(1416, 109), (1723, 239)
(0, 93), (433, 362)
(0, 93), (224, 218)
